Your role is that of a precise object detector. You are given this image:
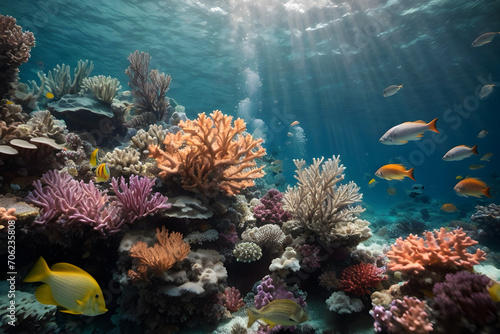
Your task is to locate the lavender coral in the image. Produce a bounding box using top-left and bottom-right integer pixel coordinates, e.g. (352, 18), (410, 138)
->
(111, 175), (171, 223)
(253, 188), (291, 224)
(432, 271), (497, 325)
(0, 15), (35, 98)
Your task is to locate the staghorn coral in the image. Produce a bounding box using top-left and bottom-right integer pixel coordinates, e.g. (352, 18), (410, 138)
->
(338, 263), (386, 296)
(0, 15), (35, 98)
(128, 226), (191, 282)
(149, 110), (266, 197)
(386, 227), (486, 274)
(283, 156), (371, 246)
(82, 75), (121, 104)
(103, 147), (146, 176)
(125, 50), (172, 120)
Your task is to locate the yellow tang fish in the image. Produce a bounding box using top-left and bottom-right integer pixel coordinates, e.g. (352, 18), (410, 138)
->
(95, 163), (110, 182)
(23, 257), (107, 316)
(46, 92), (54, 99)
(247, 299), (307, 329)
(456, 175), (464, 180)
(90, 149), (100, 167)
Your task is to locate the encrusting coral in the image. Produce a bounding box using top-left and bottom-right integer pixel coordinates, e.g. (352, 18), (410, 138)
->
(128, 226), (191, 281)
(283, 155), (371, 246)
(149, 110), (266, 197)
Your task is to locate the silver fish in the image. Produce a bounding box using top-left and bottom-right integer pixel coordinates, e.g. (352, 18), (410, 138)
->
(383, 84), (403, 97)
(472, 32), (499, 47)
(479, 84), (495, 99)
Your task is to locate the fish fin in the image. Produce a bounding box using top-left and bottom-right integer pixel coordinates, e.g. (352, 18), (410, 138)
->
(51, 263), (94, 279)
(428, 118), (439, 133)
(35, 284), (59, 306)
(400, 84), (403, 88)
(407, 168), (416, 181)
(484, 187), (492, 198)
(246, 308), (259, 328)
(397, 140), (408, 144)
(60, 309), (83, 315)
(266, 321), (278, 329)
(23, 257), (51, 283)
(414, 120), (426, 124)
(471, 145), (478, 155)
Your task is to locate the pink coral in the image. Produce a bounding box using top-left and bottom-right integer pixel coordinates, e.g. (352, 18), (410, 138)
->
(217, 286), (245, 312)
(390, 297), (433, 334)
(339, 263), (386, 296)
(386, 227), (486, 274)
(0, 207), (16, 221)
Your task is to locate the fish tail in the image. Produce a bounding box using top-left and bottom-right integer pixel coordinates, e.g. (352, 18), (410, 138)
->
(246, 308), (259, 328)
(407, 168), (416, 181)
(484, 187), (492, 198)
(428, 118), (439, 133)
(471, 145), (479, 155)
(23, 257), (51, 283)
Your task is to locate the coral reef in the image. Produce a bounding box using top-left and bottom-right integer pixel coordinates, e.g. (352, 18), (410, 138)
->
(0, 15), (35, 98)
(125, 50), (172, 120)
(82, 75), (121, 104)
(103, 147), (147, 176)
(283, 156), (371, 246)
(252, 188), (291, 224)
(371, 297), (433, 333)
(149, 110), (266, 197)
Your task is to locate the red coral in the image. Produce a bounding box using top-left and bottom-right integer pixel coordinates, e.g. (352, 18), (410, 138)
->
(339, 263), (386, 296)
(217, 286), (245, 312)
(149, 110), (266, 197)
(386, 227), (486, 274)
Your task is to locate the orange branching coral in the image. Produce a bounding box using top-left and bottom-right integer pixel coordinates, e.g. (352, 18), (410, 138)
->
(128, 226), (190, 281)
(149, 110), (266, 197)
(386, 227), (486, 274)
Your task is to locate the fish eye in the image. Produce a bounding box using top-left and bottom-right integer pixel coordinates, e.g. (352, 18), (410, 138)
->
(95, 294), (99, 298)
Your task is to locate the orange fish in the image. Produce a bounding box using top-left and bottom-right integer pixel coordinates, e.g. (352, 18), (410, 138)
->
(440, 203), (458, 212)
(375, 164), (415, 181)
(454, 178), (492, 198)
(291, 121), (300, 126)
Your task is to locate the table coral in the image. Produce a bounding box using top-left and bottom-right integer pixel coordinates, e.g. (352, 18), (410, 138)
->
(386, 227), (486, 274)
(339, 262), (386, 296)
(149, 110), (266, 197)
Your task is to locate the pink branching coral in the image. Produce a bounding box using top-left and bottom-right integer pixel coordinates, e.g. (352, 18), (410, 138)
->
(149, 110), (266, 197)
(339, 263), (386, 296)
(371, 297), (433, 333)
(0, 15), (35, 97)
(217, 286), (245, 312)
(0, 207), (16, 221)
(386, 227), (486, 274)
(111, 175), (171, 223)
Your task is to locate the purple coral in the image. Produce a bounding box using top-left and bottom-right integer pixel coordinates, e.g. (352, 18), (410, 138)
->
(0, 15), (35, 97)
(111, 175), (171, 223)
(253, 188), (291, 224)
(26, 170), (123, 236)
(296, 244), (321, 269)
(433, 271), (497, 325)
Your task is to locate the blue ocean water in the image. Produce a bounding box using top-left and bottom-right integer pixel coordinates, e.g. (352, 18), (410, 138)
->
(1, 0), (500, 333)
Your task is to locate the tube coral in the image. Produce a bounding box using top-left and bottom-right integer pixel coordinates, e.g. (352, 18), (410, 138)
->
(386, 227), (486, 274)
(149, 110), (266, 197)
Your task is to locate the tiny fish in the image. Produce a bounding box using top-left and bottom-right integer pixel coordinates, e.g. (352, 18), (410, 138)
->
(440, 203), (458, 212)
(456, 175), (464, 180)
(479, 84), (495, 99)
(291, 121), (300, 126)
(481, 153), (493, 161)
(368, 178), (377, 185)
(375, 164), (415, 181)
(442, 145), (478, 161)
(379, 119), (438, 145)
(5, 100), (15, 105)
(247, 299), (307, 329)
(383, 84), (403, 97)
(488, 279), (500, 302)
(95, 163), (110, 182)
(287, 132), (293, 137)
(477, 130), (488, 138)
(472, 32), (499, 47)
(387, 187), (397, 196)
(90, 149), (100, 167)
(23, 257), (107, 316)
(454, 177), (491, 198)
(46, 92), (55, 99)
(469, 164), (485, 170)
